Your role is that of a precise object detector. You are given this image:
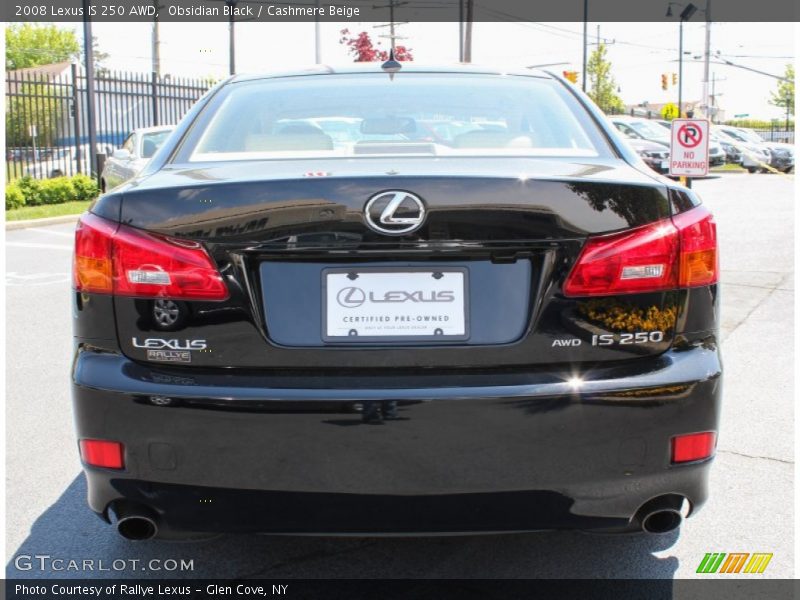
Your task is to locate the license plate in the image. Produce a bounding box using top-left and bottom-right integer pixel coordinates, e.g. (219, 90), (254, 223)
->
(323, 268), (468, 342)
(661, 160), (670, 169)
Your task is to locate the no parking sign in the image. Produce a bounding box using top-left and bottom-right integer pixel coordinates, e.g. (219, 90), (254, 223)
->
(669, 118), (709, 177)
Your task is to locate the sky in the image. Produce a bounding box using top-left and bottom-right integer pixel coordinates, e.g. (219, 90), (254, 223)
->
(65, 20), (795, 120)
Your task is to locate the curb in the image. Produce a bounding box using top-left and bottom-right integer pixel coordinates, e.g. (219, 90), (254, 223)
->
(5, 214), (81, 231)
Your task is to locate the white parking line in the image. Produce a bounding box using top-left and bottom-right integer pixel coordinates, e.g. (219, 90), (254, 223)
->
(28, 228), (74, 238)
(6, 272), (71, 286)
(6, 242), (72, 251)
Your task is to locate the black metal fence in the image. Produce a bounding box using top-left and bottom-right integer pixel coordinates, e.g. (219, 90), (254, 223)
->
(751, 127), (795, 144)
(5, 66), (213, 181)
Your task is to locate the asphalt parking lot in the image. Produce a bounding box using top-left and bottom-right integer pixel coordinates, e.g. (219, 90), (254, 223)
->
(5, 172), (793, 579)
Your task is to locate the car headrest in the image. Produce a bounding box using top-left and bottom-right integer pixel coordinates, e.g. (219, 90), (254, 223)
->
(244, 133), (334, 152)
(142, 139), (158, 158)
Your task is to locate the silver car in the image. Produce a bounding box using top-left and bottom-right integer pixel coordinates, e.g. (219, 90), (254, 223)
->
(713, 126), (772, 172)
(100, 126), (174, 191)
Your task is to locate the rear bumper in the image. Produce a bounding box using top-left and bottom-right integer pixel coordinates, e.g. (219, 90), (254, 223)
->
(72, 343), (721, 534)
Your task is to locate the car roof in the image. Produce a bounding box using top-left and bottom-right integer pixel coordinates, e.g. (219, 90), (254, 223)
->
(230, 64), (553, 84)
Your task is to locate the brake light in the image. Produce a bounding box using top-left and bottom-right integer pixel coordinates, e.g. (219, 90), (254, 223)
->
(73, 213), (228, 300)
(564, 220), (679, 296)
(79, 439), (125, 469)
(564, 206), (717, 297)
(671, 432), (716, 464)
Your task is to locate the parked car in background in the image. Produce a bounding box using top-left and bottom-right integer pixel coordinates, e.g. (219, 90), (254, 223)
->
(617, 134), (670, 174)
(611, 116), (672, 148)
(23, 147), (72, 179)
(72, 64), (721, 541)
(100, 126), (174, 191)
(714, 126), (773, 173)
(627, 117), (724, 167)
(710, 131), (742, 165)
(725, 126), (794, 173)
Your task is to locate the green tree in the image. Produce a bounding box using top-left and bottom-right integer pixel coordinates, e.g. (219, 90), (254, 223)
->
(6, 24), (80, 70)
(586, 43), (625, 114)
(5, 82), (65, 147)
(770, 64), (795, 117)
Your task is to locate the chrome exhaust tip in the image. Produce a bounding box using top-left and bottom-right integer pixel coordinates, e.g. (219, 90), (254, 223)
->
(114, 503), (159, 540)
(641, 509), (683, 534)
(117, 515), (158, 540)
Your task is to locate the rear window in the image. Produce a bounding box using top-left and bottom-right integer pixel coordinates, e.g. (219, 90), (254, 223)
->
(181, 73), (610, 162)
(141, 130), (172, 158)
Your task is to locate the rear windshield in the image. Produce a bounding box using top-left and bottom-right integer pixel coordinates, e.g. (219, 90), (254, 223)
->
(181, 73), (610, 162)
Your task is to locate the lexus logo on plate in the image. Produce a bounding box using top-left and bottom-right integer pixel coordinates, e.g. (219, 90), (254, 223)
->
(337, 286), (366, 308)
(364, 191), (426, 235)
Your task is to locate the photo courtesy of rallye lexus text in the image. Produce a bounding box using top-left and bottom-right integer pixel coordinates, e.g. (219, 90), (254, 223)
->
(71, 63), (721, 541)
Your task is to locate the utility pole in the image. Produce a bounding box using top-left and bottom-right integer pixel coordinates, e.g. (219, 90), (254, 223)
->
(464, 0), (473, 63)
(151, 0), (161, 77)
(373, 0), (408, 55)
(702, 0), (711, 117)
(708, 73), (726, 123)
(82, 0), (98, 179)
(227, 0), (236, 75)
(458, 0), (464, 62)
(314, 0), (321, 63)
(678, 18), (684, 117)
(582, 0), (588, 91)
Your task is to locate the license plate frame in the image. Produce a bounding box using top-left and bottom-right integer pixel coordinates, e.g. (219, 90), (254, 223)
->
(322, 266), (469, 343)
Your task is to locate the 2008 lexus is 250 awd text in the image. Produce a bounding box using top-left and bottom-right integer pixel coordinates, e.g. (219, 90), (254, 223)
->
(71, 64), (720, 540)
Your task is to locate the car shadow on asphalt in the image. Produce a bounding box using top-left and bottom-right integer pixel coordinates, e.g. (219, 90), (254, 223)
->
(7, 474), (680, 580)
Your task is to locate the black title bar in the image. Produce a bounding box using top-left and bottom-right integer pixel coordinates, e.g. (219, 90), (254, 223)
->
(3, 0), (799, 22)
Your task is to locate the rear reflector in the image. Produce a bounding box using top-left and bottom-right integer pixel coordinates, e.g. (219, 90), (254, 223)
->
(73, 213), (228, 300)
(671, 432), (716, 464)
(564, 205), (718, 297)
(79, 439), (125, 469)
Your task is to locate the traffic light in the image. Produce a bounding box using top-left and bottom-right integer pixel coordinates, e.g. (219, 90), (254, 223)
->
(661, 74), (668, 90)
(562, 70), (579, 84)
(672, 73), (678, 85)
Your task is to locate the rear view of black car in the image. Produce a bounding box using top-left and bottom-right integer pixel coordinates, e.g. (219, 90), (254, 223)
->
(71, 65), (721, 540)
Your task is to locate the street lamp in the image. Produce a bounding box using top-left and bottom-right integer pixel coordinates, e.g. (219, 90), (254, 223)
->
(667, 2), (698, 117)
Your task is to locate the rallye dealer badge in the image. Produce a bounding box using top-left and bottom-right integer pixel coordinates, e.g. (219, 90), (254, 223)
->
(133, 338), (207, 363)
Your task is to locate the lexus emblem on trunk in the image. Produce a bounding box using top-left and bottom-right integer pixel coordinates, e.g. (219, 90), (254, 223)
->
(365, 191), (426, 235)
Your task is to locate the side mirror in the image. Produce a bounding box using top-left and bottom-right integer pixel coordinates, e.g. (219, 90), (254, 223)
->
(112, 148), (132, 160)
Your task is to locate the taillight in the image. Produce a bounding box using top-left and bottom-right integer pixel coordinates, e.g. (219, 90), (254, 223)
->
(671, 431), (716, 464)
(73, 213), (228, 300)
(564, 220), (679, 296)
(564, 206), (717, 297)
(673, 206), (718, 287)
(79, 439), (125, 469)
(73, 213), (116, 294)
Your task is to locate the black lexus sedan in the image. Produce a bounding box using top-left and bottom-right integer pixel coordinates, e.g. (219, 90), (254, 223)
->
(72, 64), (721, 541)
